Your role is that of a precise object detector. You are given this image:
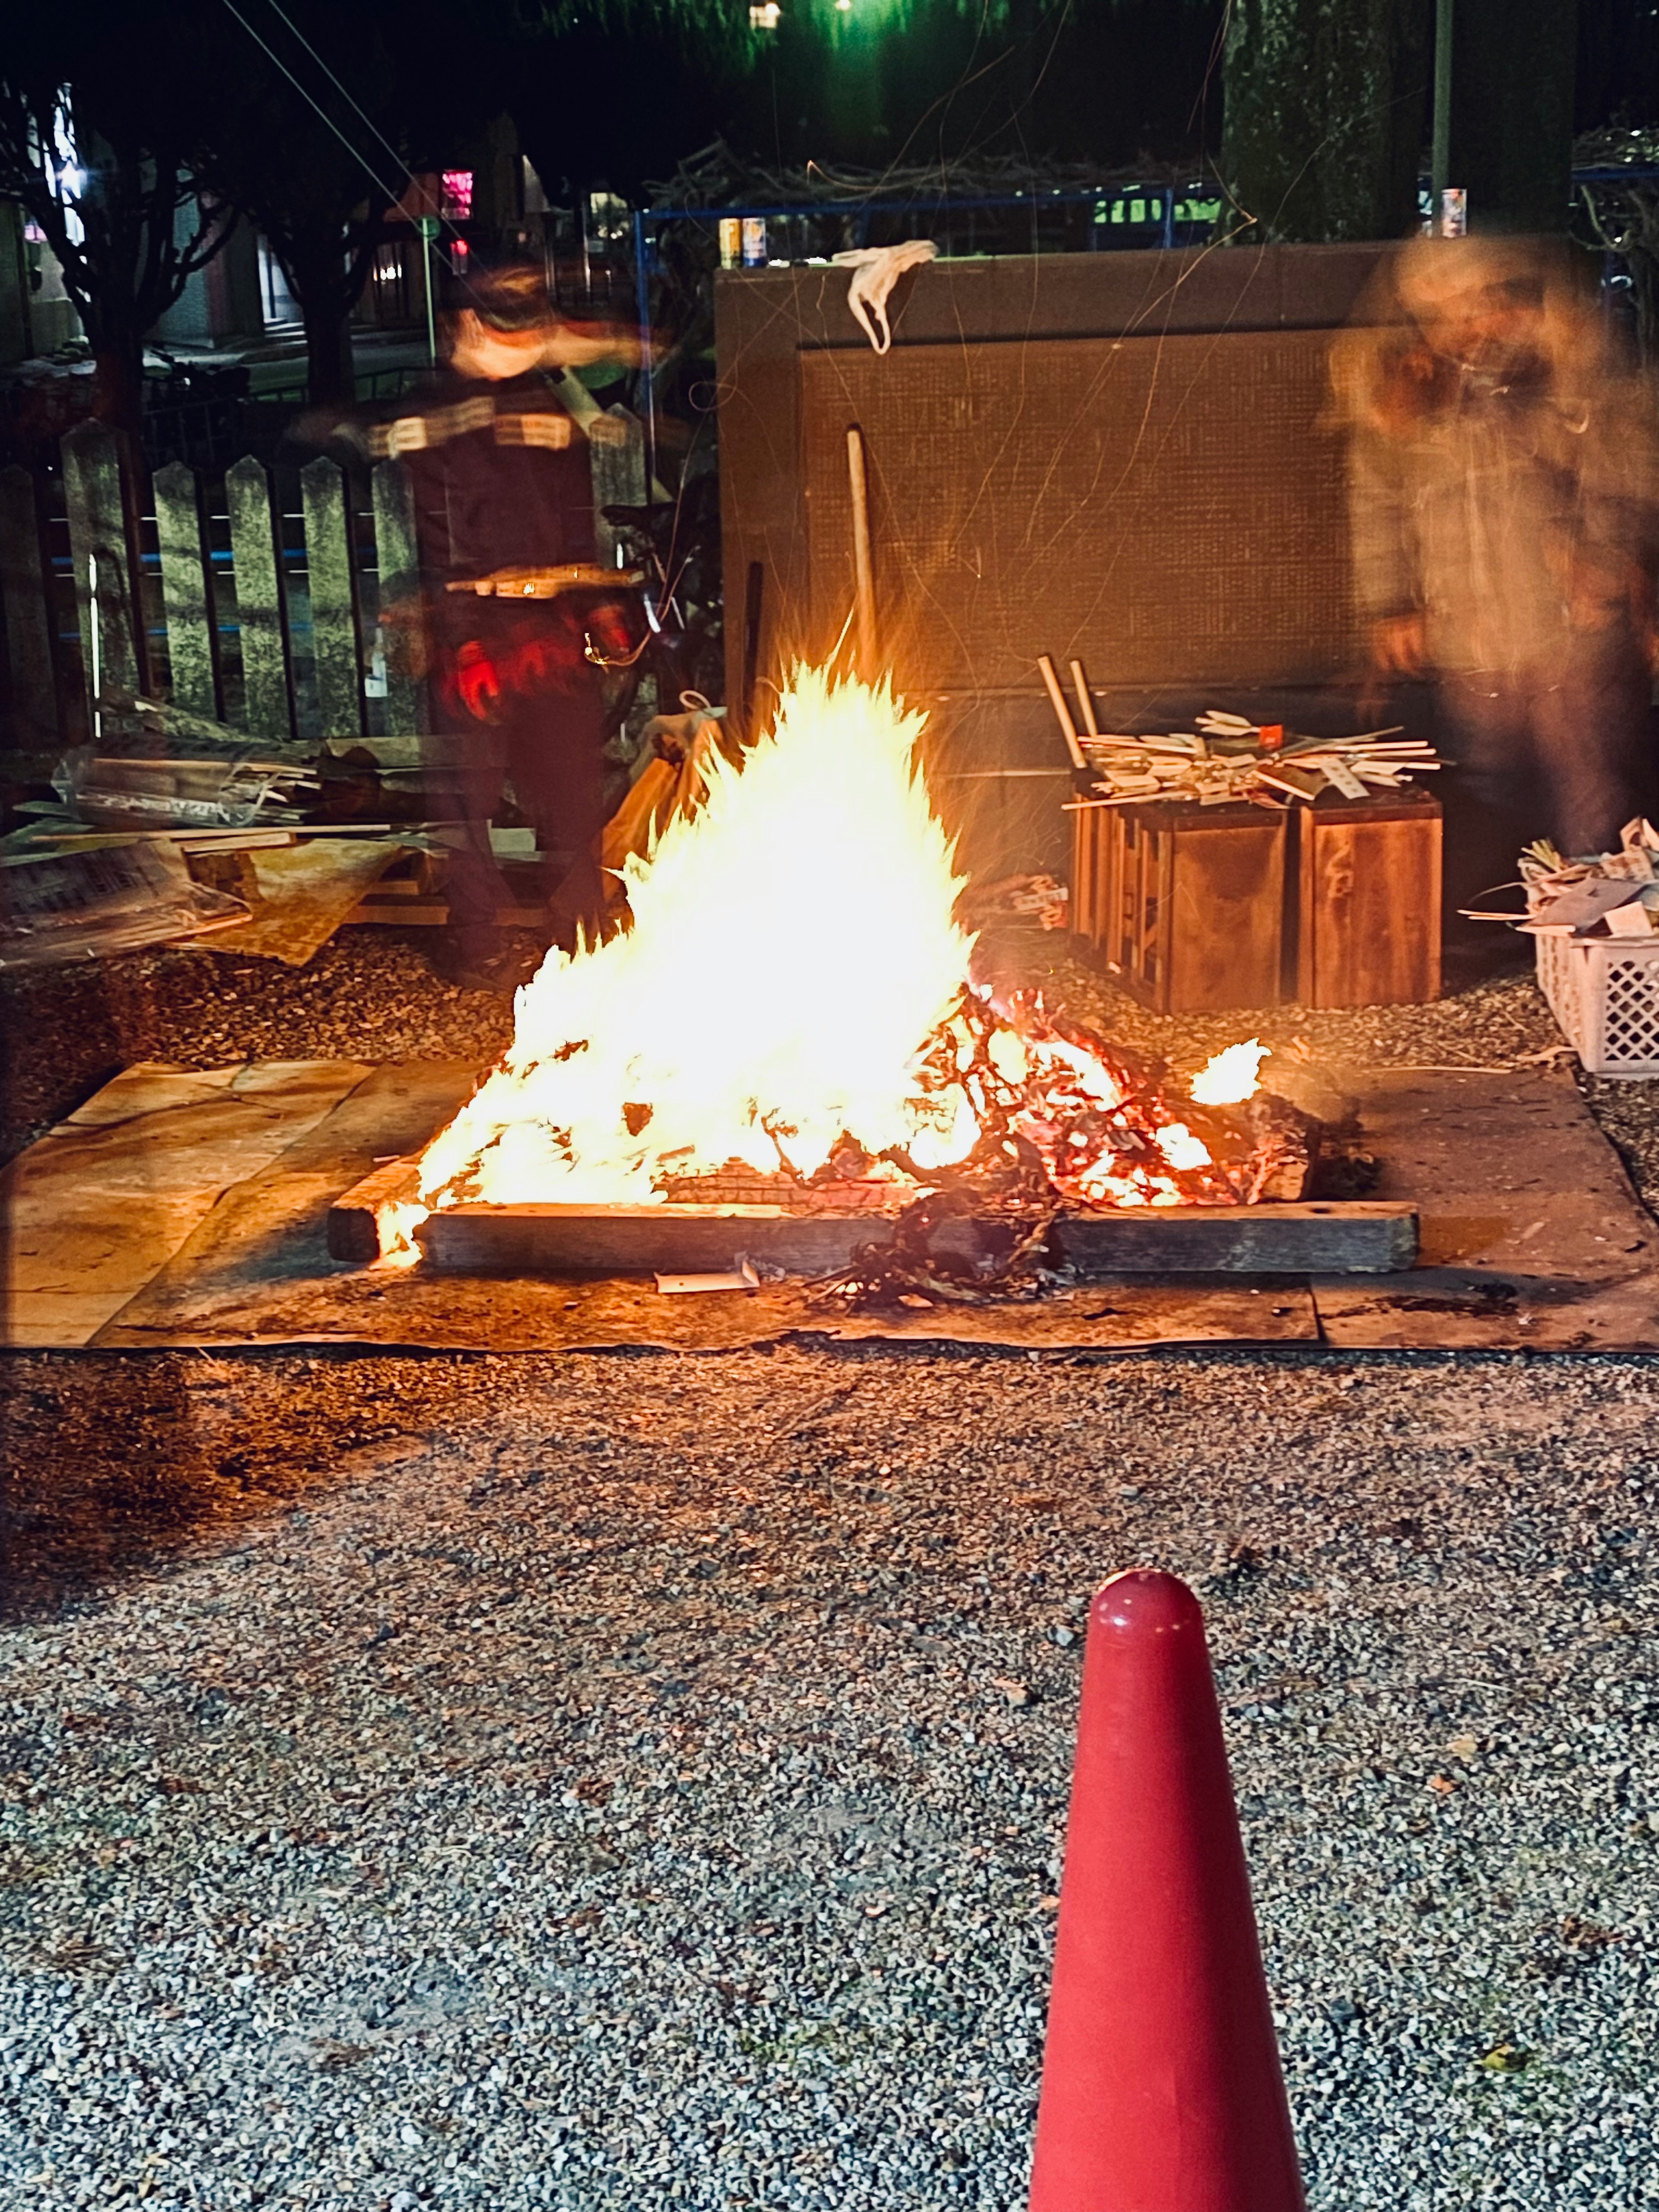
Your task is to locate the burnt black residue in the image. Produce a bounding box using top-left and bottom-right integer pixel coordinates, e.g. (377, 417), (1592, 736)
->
(1379, 1281), (1521, 1316)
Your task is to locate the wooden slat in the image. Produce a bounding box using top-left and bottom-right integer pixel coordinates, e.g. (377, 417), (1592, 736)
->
(299, 455), (365, 742)
(327, 1157), (422, 1263)
(1056, 1201), (1417, 1275)
(0, 464), (61, 746)
(420, 1201), (892, 1278)
(370, 458), (421, 743)
(410, 1195), (1418, 1278)
(225, 455), (295, 743)
(153, 460), (221, 720)
(61, 421), (142, 713)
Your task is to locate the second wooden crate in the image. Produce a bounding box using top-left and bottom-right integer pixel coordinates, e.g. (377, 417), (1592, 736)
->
(1294, 789), (1441, 1007)
(1071, 799), (1287, 1013)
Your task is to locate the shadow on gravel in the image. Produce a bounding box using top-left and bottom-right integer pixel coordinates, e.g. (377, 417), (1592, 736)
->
(0, 1347), (511, 1618)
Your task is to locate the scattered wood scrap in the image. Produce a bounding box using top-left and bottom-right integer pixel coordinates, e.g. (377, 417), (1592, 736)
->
(1039, 665), (1442, 811)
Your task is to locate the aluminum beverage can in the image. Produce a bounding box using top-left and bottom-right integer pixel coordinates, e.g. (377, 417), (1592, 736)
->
(718, 217), (741, 270)
(741, 217), (767, 267)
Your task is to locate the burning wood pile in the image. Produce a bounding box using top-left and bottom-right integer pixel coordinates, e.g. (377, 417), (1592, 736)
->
(346, 667), (1397, 1297)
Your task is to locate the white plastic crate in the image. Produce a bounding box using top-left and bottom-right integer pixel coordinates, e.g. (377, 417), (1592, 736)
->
(1535, 928), (1659, 1076)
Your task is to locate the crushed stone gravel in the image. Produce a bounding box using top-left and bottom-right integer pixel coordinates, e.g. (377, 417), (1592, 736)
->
(1, 1343), (1655, 2210)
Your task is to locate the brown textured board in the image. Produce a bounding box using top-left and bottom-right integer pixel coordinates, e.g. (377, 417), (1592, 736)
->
(797, 329), (1358, 693)
(1, 1059), (370, 1349)
(94, 1061), (483, 1347)
(1310, 1066), (1659, 1350)
(413, 1195), (1414, 1279)
(1294, 791), (1442, 1007)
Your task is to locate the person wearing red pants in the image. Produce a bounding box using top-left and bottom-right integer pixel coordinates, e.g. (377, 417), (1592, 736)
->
(380, 261), (642, 990)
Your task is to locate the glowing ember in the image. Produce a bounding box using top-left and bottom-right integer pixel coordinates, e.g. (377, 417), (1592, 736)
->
(1190, 1039), (1268, 1107)
(390, 669), (1279, 1265)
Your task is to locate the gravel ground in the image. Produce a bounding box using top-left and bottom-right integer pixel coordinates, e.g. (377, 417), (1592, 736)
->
(3, 928), (1658, 2207)
(1, 1344), (1656, 2210)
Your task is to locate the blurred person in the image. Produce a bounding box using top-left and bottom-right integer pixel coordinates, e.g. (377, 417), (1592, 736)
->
(374, 260), (645, 991)
(1332, 235), (1659, 918)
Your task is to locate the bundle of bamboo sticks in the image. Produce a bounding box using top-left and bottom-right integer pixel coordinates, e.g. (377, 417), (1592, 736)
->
(1037, 658), (1442, 810)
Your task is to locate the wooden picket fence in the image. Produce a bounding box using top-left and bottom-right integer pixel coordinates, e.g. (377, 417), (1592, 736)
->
(0, 408), (650, 762)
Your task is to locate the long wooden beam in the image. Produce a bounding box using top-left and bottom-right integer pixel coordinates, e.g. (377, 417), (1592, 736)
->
(332, 1188), (1418, 1276)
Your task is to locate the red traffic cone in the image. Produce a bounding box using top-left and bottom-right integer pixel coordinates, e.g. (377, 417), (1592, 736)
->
(1028, 1570), (1306, 2212)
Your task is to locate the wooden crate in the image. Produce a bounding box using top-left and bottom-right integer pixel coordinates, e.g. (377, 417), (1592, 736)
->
(1071, 800), (1287, 1013)
(1294, 789), (1440, 1008)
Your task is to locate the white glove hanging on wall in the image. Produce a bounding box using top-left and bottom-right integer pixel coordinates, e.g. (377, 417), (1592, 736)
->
(830, 239), (939, 355)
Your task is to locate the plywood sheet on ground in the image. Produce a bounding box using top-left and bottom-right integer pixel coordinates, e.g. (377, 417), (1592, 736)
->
(201, 841), (407, 965)
(0, 1060), (369, 1348)
(6, 1056), (1656, 1354)
(1313, 1067), (1659, 1350)
(99, 1258), (1319, 1353)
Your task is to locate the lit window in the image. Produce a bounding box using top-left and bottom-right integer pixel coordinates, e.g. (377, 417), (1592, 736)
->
(749, 3), (781, 25)
(441, 169), (475, 222)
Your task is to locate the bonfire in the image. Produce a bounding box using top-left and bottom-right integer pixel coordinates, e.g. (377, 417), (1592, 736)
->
(389, 668), (1352, 1299)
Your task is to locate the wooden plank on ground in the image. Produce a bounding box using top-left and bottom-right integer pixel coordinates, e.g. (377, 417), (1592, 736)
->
(153, 460), (222, 720)
(0, 463), (61, 745)
(226, 455), (296, 743)
(413, 1195), (1416, 1278)
(95, 1061), (482, 1347)
(300, 455), (365, 741)
(1, 1060), (369, 1349)
(1056, 1201), (1415, 1274)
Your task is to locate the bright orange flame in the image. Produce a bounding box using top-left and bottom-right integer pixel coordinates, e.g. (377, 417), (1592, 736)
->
(416, 667), (979, 1213)
(1190, 1038), (1268, 1107)
(389, 667), (1262, 1259)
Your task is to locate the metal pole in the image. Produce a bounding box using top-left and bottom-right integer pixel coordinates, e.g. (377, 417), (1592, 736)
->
(418, 215), (439, 366)
(87, 550), (102, 746)
(846, 425), (877, 678)
(634, 208), (656, 500)
(1432, 0), (1454, 229)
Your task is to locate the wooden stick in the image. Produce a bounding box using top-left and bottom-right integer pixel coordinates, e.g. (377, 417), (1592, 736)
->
(1068, 658), (1102, 739)
(846, 426), (878, 679)
(1037, 656), (1087, 769)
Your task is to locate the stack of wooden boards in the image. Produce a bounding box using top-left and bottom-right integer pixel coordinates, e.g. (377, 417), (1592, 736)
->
(1038, 660), (1443, 1013)
(1069, 711), (1443, 810)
